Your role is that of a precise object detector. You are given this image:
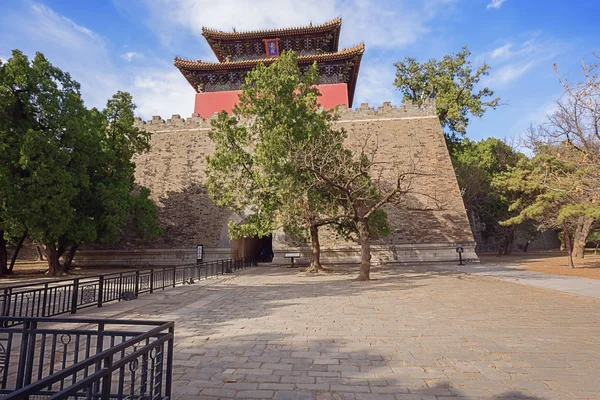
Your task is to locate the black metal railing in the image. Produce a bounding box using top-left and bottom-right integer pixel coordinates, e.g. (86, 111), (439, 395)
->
(0, 258), (255, 326)
(0, 317), (174, 399)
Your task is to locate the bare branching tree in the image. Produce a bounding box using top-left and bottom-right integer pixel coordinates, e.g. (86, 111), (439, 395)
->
(292, 129), (438, 281)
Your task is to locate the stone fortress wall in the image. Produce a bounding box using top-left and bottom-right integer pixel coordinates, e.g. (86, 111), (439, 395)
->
(75, 101), (477, 267)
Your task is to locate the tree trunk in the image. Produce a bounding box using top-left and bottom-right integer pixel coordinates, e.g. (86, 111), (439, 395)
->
(62, 244), (79, 273)
(8, 231), (27, 273)
(46, 243), (64, 276)
(595, 241), (599, 256)
(35, 245), (45, 261)
(0, 231), (8, 277)
(562, 223), (575, 269)
(305, 225), (326, 273)
(523, 241), (530, 253)
(499, 228), (515, 256)
(355, 218), (371, 281)
(572, 216), (593, 259)
(504, 229), (515, 255)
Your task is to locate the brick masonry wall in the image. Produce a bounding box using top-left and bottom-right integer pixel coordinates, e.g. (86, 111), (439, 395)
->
(79, 101), (475, 266)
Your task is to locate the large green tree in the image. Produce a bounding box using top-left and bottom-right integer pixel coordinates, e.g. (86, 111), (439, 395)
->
(206, 51), (345, 272)
(0, 50), (160, 276)
(451, 138), (526, 254)
(394, 46), (500, 140)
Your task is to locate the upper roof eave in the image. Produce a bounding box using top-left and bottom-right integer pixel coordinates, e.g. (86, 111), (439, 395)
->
(201, 17), (342, 41)
(174, 42), (364, 71)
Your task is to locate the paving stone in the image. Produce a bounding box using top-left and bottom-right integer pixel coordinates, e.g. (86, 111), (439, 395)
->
(199, 388), (237, 397)
(236, 390), (275, 398)
(274, 390), (317, 400)
(67, 265), (600, 400)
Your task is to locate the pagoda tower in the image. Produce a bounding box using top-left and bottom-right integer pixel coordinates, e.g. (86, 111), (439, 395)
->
(174, 18), (364, 118)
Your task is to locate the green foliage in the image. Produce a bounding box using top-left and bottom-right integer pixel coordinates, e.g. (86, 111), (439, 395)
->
(0, 50), (160, 274)
(332, 208), (391, 242)
(394, 46), (500, 137)
(451, 137), (525, 248)
(131, 187), (162, 240)
(497, 145), (600, 229)
(206, 51), (341, 240)
(587, 230), (600, 244)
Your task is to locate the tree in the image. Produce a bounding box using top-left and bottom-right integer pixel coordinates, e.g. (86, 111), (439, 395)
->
(588, 230), (600, 256)
(496, 55), (600, 266)
(545, 56), (600, 258)
(206, 51), (346, 272)
(394, 46), (500, 140)
(0, 49), (83, 275)
(451, 138), (526, 253)
(0, 50), (160, 276)
(292, 131), (430, 281)
(497, 146), (599, 268)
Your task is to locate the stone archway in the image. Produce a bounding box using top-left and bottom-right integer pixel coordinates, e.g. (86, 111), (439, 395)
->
(219, 212), (273, 261)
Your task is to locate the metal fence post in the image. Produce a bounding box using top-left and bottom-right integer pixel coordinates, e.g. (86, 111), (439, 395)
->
(71, 278), (80, 314)
(41, 283), (49, 317)
(165, 325), (175, 399)
(135, 271), (140, 297)
(172, 267), (176, 287)
(100, 355), (113, 400)
(15, 320), (31, 389)
(97, 276), (104, 308)
(150, 270), (154, 294)
(2, 288), (11, 322)
(118, 273), (124, 301)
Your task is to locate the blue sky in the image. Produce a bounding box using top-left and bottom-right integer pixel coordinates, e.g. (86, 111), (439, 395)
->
(1, 0), (598, 141)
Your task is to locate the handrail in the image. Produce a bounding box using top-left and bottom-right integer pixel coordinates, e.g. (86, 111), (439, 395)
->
(1, 257), (250, 290)
(0, 257), (256, 324)
(0, 317), (175, 399)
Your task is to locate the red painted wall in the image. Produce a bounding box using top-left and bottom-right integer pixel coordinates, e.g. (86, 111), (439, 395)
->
(193, 83), (349, 118)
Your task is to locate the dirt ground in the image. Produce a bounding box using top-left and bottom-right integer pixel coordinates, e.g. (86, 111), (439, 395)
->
(3, 250), (600, 285)
(479, 249), (600, 280)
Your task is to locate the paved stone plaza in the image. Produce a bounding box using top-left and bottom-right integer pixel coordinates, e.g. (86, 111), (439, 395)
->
(83, 265), (600, 400)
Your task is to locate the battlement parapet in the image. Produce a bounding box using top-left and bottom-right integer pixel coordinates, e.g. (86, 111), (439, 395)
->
(134, 99), (437, 132)
(134, 113), (215, 132)
(336, 98), (436, 119)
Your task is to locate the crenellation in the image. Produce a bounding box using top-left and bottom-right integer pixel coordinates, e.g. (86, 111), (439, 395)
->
(134, 101), (439, 133)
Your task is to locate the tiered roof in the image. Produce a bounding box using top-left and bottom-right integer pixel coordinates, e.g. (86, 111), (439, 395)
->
(175, 18), (364, 106)
(174, 42), (364, 71)
(202, 18), (343, 62)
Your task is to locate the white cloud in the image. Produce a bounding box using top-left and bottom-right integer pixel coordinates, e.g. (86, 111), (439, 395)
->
(121, 0), (455, 50)
(521, 99), (559, 127)
(353, 62), (402, 107)
(122, 51), (143, 61)
(492, 61), (535, 84)
(0, 2), (194, 119)
(130, 66), (195, 117)
(487, 0), (506, 9)
(490, 43), (512, 59)
(484, 35), (563, 86)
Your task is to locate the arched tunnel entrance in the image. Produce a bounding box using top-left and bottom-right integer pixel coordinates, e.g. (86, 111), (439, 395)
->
(231, 234), (273, 262)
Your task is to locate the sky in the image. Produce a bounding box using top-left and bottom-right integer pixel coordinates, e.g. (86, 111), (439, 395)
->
(0, 0), (598, 141)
